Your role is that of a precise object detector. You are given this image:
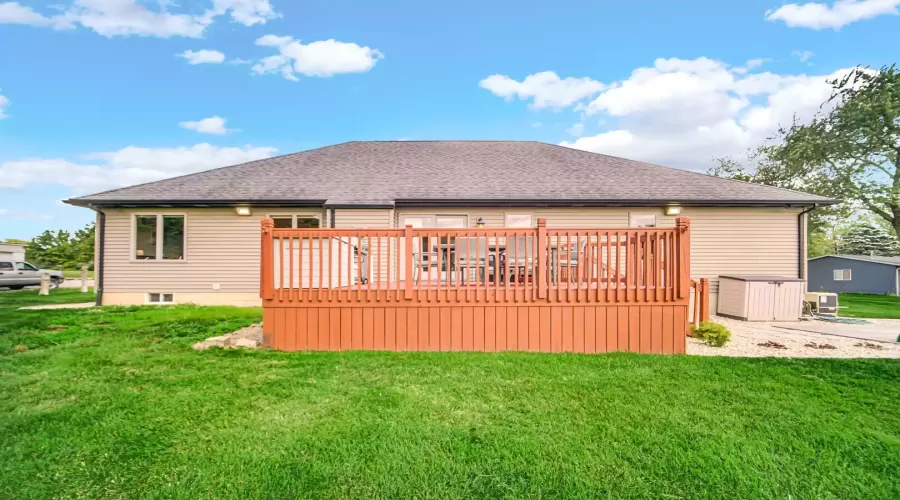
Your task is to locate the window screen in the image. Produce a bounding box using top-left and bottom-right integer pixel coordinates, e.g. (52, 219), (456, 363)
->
(135, 216), (157, 259)
(272, 217), (293, 229)
(271, 216), (319, 229)
(162, 216), (185, 260)
(296, 217), (320, 228)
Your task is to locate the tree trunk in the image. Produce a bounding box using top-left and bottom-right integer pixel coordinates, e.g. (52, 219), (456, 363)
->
(894, 148), (900, 239)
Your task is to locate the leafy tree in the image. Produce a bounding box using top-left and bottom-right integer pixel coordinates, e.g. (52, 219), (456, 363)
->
(2, 238), (29, 245)
(710, 146), (848, 255)
(773, 65), (900, 238)
(837, 222), (900, 256)
(24, 223), (95, 269)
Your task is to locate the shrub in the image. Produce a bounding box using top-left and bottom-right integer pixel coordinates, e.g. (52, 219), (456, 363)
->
(690, 321), (732, 347)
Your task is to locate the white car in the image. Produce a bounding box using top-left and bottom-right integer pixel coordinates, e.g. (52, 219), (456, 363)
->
(0, 261), (65, 289)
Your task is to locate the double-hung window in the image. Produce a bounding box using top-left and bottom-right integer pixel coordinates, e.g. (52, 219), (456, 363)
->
(270, 215), (320, 229)
(833, 269), (852, 281)
(134, 214), (186, 260)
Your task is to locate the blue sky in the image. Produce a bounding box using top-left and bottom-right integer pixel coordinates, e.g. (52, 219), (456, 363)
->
(1, 0), (899, 240)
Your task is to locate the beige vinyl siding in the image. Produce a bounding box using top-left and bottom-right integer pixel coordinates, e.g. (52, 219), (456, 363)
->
(102, 207), (324, 294)
(99, 205), (801, 308)
(397, 207), (801, 311)
(333, 208), (395, 229)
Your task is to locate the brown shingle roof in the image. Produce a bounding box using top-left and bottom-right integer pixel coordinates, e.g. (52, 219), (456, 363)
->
(65, 141), (835, 207)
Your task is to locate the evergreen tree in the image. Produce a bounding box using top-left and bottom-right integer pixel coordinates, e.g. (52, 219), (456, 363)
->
(837, 223), (900, 256)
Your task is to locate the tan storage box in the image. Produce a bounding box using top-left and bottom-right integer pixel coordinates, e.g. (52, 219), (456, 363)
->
(717, 276), (806, 321)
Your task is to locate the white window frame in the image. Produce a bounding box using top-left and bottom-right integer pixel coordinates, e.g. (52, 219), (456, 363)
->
(131, 214), (187, 262)
(267, 213), (322, 229)
(504, 213), (535, 228)
(145, 292), (175, 305)
(833, 269), (852, 281)
(629, 213), (658, 228)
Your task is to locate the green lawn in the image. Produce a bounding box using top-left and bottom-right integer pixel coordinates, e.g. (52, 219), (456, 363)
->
(62, 269), (94, 279)
(1, 291), (898, 498)
(839, 293), (900, 319)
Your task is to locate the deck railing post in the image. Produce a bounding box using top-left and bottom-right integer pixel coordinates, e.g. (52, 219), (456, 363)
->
(699, 277), (710, 322)
(676, 217), (691, 300)
(537, 218), (547, 299)
(260, 218), (274, 300)
(404, 224), (414, 300)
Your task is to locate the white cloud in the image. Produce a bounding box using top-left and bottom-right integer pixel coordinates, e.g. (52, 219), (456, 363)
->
(252, 35), (384, 79)
(179, 116), (234, 134)
(0, 2), (70, 27)
(228, 58), (252, 65)
(479, 71), (606, 110)
(566, 122), (585, 137)
(0, 143), (276, 193)
(552, 57), (855, 170)
(178, 49), (225, 64)
(792, 50), (815, 62)
(765, 0), (900, 29)
(211, 0), (280, 26)
(732, 58), (770, 74)
(0, 89), (8, 119)
(0, 0), (279, 38)
(532, 122), (542, 128)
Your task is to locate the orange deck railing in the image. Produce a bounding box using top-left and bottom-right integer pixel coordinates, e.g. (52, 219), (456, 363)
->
(261, 218), (692, 305)
(260, 218), (693, 354)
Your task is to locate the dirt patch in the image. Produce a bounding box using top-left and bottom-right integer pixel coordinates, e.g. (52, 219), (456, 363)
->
(192, 323), (263, 350)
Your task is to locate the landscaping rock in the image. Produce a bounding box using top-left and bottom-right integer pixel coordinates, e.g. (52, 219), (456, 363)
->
(192, 324), (263, 351)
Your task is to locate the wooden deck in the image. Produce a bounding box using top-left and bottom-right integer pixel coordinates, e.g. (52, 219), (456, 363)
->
(260, 218), (708, 354)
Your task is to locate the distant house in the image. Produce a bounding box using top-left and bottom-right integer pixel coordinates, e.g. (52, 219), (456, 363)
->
(808, 255), (900, 295)
(0, 242), (25, 262)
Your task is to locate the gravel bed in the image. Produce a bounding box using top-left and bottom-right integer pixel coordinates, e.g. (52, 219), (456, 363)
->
(688, 316), (900, 358)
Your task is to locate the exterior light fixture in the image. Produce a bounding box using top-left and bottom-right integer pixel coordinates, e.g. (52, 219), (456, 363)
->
(665, 206), (681, 216)
(235, 207), (251, 216)
(476, 217), (485, 227)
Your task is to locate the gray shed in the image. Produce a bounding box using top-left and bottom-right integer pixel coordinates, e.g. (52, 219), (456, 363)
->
(808, 255), (900, 295)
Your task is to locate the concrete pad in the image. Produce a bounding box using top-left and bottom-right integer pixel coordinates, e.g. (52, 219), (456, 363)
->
(774, 322), (899, 344)
(18, 302), (96, 310)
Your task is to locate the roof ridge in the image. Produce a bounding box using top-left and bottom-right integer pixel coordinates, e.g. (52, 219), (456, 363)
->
(348, 140), (538, 143)
(64, 140), (837, 207)
(809, 254), (900, 264)
(548, 143), (829, 201)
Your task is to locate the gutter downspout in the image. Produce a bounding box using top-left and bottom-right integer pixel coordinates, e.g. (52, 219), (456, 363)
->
(798, 204), (818, 280)
(92, 207), (106, 307)
(329, 207), (336, 228)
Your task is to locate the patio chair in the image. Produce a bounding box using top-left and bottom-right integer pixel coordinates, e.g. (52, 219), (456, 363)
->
(455, 236), (489, 284)
(503, 235), (535, 284)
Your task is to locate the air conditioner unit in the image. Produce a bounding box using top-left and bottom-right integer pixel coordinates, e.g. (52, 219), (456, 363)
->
(805, 292), (838, 317)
